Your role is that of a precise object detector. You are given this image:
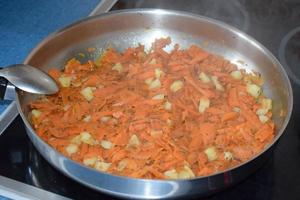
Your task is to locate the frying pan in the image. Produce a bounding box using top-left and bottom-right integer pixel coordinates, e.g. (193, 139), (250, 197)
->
(2, 9), (293, 199)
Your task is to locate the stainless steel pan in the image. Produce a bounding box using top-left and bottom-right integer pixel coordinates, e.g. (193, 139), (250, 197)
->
(4, 9), (293, 199)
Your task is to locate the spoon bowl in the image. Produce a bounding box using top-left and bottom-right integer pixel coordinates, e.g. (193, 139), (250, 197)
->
(0, 64), (59, 95)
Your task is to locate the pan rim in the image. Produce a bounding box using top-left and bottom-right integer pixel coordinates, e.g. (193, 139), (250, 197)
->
(18, 7), (293, 192)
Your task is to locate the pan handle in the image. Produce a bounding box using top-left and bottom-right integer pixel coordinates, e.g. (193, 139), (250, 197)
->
(0, 72), (18, 135)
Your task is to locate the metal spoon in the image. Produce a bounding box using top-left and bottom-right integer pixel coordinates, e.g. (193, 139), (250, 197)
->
(0, 64), (59, 94)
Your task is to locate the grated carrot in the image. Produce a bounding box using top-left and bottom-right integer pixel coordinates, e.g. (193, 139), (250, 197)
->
(29, 37), (275, 179)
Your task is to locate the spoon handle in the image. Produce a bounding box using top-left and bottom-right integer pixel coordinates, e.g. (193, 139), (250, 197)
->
(0, 77), (8, 100)
(0, 67), (8, 99)
(0, 67), (5, 77)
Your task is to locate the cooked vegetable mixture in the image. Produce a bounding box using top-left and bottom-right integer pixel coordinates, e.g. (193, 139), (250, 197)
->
(30, 37), (275, 179)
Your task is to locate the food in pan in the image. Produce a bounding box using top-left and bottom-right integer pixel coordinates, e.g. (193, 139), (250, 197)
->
(29, 37), (274, 179)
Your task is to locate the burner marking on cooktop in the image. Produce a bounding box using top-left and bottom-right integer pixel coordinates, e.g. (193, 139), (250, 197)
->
(279, 26), (300, 85)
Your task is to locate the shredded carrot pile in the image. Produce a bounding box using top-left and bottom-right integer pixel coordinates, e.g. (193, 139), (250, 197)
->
(29, 37), (275, 179)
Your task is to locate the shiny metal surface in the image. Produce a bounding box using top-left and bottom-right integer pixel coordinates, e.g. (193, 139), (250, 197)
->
(89, 0), (118, 16)
(0, 100), (17, 135)
(0, 64), (58, 95)
(14, 9), (292, 199)
(0, 175), (71, 200)
(0, 84), (18, 135)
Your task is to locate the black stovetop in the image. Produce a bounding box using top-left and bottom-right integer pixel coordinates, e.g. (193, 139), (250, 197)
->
(1, 0), (300, 199)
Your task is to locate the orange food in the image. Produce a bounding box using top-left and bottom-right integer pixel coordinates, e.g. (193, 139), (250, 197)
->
(29, 37), (275, 179)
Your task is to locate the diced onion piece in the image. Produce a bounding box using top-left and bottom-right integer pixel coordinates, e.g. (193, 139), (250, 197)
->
(31, 109), (41, 118)
(58, 76), (72, 87)
(166, 119), (173, 126)
(259, 115), (269, 123)
(178, 165), (195, 179)
(127, 134), (140, 148)
(71, 135), (82, 145)
(63, 104), (71, 111)
(83, 115), (91, 122)
(81, 87), (94, 101)
(149, 58), (157, 65)
(112, 111), (123, 119)
(230, 70), (243, 80)
(112, 63), (123, 73)
(101, 116), (111, 123)
(211, 76), (224, 91)
(117, 159), (127, 171)
(170, 80), (183, 92)
(261, 98), (272, 111)
(65, 144), (78, 155)
(83, 156), (97, 166)
(198, 97), (210, 113)
(204, 146), (217, 161)
(256, 98), (272, 116)
(150, 130), (163, 137)
(199, 72), (211, 83)
(80, 131), (91, 141)
(155, 68), (163, 78)
(164, 169), (178, 179)
(94, 161), (111, 172)
(246, 83), (262, 98)
(256, 108), (267, 116)
(164, 101), (172, 111)
(224, 151), (233, 161)
(100, 140), (114, 149)
(80, 131), (95, 145)
(145, 77), (154, 85)
(149, 78), (161, 90)
(152, 94), (165, 100)
(233, 107), (240, 113)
